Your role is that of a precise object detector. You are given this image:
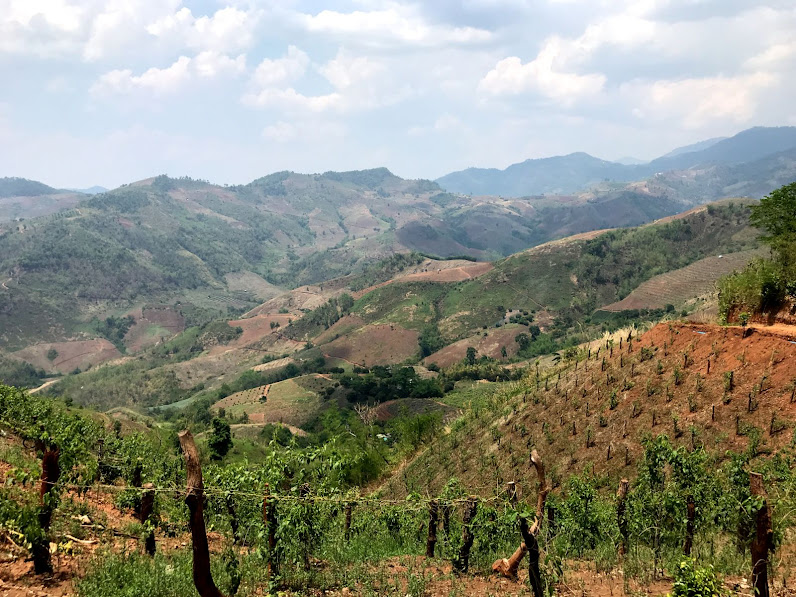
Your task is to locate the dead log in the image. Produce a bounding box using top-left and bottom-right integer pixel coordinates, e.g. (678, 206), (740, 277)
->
(750, 472), (774, 597)
(178, 430), (226, 597)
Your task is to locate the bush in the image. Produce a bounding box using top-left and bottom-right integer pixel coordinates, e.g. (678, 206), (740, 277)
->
(669, 557), (727, 597)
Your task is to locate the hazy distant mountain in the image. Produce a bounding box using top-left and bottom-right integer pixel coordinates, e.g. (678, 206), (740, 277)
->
(437, 126), (796, 197)
(69, 186), (108, 195)
(615, 156), (647, 166)
(660, 137), (727, 159)
(0, 177), (63, 198)
(435, 152), (632, 196)
(0, 177), (85, 222)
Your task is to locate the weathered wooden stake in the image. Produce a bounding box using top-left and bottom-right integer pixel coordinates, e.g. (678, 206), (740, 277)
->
(617, 479), (629, 557)
(140, 483), (156, 556)
(344, 502), (353, 542)
(426, 500), (439, 558)
(684, 494), (695, 556)
(750, 472), (773, 597)
(263, 483), (278, 579)
(178, 430), (227, 597)
(454, 497), (478, 573)
(33, 444), (60, 573)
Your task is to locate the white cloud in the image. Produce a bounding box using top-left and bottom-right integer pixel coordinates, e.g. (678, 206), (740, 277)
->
(621, 73), (778, 128)
(409, 113), (464, 136)
(478, 42), (606, 103)
(319, 50), (384, 90)
(146, 5), (259, 54)
(251, 46), (309, 87)
(262, 120), (346, 143)
(193, 51), (246, 78)
(84, 0), (182, 61)
(91, 56), (192, 96)
(242, 88), (344, 112)
(297, 3), (491, 47)
(90, 52), (245, 97)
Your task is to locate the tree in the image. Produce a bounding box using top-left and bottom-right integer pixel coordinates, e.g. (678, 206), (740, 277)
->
(208, 418), (233, 460)
(465, 346), (477, 366)
(750, 182), (796, 277)
(46, 348), (58, 362)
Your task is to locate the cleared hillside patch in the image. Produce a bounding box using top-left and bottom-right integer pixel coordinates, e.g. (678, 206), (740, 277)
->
(600, 249), (766, 311)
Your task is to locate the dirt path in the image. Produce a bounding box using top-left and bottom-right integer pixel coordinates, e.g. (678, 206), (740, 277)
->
(28, 379), (60, 395)
(0, 277), (11, 290)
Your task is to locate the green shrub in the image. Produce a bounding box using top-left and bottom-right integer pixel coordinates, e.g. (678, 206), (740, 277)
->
(669, 557), (727, 597)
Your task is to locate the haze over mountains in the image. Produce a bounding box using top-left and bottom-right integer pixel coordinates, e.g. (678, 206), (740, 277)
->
(436, 126), (796, 197)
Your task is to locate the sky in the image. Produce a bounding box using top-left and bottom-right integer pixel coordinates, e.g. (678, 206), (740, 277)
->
(1, 0), (795, 189)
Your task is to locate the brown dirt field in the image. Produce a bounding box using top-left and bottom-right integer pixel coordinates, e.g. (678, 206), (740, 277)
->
(353, 260), (494, 299)
(252, 357), (294, 372)
(224, 271), (283, 301)
(212, 377), (326, 428)
(374, 399), (459, 423)
(385, 321), (796, 500)
(226, 314), (293, 348)
(12, 340), (121, 374)
(314, 314), (366, 345)
(123, 306), (185, 352)
(323, 324), (420, 367)
(600, 249), (765, 312)
(424, 326), (523, 368)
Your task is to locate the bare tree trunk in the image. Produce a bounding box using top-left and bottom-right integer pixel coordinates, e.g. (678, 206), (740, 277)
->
(344, 502), (353, 543)
(33, 445), (60, 573)
(262, 484), (278, 581)
(453, 497), (478, 573)
(684, 495), (695, 556)
(425, 499), (439, 558)
(140, 483), (156, 556)
(750, 473), (773, 597)
(178, 430), (226, 597)
(617, 479), (629, 558)
(493, 450), (549, 597)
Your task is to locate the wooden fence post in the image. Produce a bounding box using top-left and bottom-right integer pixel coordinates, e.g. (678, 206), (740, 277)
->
(344, 502), (353, 543)
(263, 484), (278, 580)
(750, 472), (774, 597)
(617, 479), (629, 558)
(684, 495), (695, 556)
(140, 483), (156, 556)
(426, 499), (439, 558)
(454, 497), (478, 573)
(33, 443), (60, 574)
(178, 430), (227, 597)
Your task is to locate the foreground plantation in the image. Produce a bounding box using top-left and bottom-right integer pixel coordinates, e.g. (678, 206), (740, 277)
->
(2, 319), (796, 595)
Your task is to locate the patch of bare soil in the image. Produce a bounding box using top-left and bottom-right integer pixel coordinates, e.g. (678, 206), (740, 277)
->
(425, 326), (522, 369)
(323, 325), (420, 367)
(12, 340), (121, 375)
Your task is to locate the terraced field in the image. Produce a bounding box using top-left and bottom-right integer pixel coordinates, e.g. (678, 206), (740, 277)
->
(213, 375), (329, 427)
(599, 249), (766, 312)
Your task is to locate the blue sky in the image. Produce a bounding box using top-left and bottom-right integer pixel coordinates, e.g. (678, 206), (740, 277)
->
(1, 0), (795, 188)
